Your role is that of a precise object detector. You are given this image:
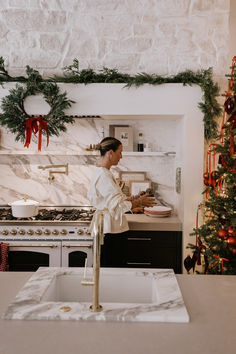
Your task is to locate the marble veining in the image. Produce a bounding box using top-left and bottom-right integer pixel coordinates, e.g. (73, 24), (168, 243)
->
(3, 267), (189, 323)
(0, 118), (177, 209)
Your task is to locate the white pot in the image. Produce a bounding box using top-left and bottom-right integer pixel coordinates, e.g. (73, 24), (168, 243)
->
(8, 198), (39, 218)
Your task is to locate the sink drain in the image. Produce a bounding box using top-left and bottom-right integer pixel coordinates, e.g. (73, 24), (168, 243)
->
(59, 306), (72, 312)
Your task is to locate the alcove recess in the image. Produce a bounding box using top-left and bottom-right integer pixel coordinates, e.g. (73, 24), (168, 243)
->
(0, 82), (204, 262)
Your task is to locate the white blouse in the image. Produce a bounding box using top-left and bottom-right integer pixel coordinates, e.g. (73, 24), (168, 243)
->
(88, 166), (132, 234)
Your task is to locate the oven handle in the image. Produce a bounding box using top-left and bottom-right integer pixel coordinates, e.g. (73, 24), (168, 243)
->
(9, 244), (59, 248)
(62, 244), (92, 248)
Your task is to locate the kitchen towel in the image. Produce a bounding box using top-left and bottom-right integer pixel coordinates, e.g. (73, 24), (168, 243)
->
(0, 242), (9, 271)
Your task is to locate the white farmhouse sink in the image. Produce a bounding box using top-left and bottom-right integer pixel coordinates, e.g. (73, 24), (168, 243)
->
(4, 267), (189, 323)
(42, 273), (155, 303)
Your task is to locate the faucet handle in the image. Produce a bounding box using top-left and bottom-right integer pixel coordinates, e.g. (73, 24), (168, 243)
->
(81, 258), (94, 286)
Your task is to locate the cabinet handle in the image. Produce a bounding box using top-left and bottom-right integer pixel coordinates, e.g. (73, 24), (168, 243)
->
(9, 244), (58, 248)
(62, 244), (92, 248)
(126, 262), (152, 265)
(127, 238), (151, 241)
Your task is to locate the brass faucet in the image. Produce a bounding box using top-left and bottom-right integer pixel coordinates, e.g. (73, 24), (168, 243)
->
(38, 164), (68, 180)
(81, 211), (104, 312)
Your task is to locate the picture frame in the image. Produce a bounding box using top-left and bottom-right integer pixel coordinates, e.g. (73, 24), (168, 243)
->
(119, 171), (146, 183)
(129, 180), (151, 196)
(118, 171), (147, 196)
(114, 126), (133, 151)
(109, 124), (129, 137)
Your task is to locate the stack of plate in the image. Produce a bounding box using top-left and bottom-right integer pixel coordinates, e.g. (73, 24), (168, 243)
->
(144, 206), (172, 218)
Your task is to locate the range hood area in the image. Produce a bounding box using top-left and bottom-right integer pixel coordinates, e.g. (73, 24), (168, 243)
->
(0, 83), (204, 263)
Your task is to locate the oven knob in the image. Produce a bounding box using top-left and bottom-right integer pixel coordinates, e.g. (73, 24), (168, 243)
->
(60, 229), (67, 235)
(44, 229), (51, 235)
(1, 230), (9, 235)
(10, 229), (17, 235)
(19, 229), (25, 235)
(27, 229), (34, 235)
(77, 229), (83, 235)
(52, 229), (59, 235)
(35, 229), (42, 235)
(85, 230), (91, 235)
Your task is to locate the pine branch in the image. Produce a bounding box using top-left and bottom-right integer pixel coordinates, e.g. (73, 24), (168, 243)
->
(0, 56), (223, 140)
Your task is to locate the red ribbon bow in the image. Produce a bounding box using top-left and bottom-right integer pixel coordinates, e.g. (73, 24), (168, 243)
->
(24, 117), (49, 151)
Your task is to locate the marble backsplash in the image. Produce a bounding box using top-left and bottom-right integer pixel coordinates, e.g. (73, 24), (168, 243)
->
(0, 117), (178, 209)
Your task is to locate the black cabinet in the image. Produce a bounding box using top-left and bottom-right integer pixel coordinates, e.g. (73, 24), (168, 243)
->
(101, 230), (182, 273)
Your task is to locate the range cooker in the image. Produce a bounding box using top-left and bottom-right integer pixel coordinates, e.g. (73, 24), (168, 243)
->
(0, 206), (95, 271)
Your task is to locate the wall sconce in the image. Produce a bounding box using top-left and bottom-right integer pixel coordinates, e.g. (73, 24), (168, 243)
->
(38, 163), (69, 181)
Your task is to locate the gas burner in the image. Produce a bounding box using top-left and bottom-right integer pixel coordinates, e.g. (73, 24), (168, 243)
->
(0, 208), (15, 221)
(0, 207), (95, 222)
(35, 208), (94, 221)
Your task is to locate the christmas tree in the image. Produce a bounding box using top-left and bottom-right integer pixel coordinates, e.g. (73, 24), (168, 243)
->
(185, 57), (236, 275)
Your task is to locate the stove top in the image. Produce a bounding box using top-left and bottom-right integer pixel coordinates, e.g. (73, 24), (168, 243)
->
(0, 206), (95, 222)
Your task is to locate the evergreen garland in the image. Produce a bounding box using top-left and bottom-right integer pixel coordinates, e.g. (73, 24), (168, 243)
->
(0, 63), (74, 144)
(0, 57), (222, 140)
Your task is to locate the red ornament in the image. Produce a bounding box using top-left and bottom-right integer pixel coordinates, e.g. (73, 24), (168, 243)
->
(227, 236), (236, 247)
(217, 229), (228, 240)
(203, 172), (217, 187)
(228, 246), (236, 255)
(210, 171), (216, 187)
(227, 226), (236, 236)
(224, 97), (235, 114)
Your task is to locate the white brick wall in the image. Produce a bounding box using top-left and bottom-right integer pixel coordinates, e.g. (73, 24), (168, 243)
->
(0, 0), (231, 79)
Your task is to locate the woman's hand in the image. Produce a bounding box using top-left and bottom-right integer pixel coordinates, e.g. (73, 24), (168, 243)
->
(130, 193), (157, 210)
(140, 195), (157, 207)
(131, 206), (144, 213)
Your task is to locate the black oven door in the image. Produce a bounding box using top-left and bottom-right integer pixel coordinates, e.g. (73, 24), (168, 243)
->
(62, 241), (93, 267)
(7, 241), (61, 271)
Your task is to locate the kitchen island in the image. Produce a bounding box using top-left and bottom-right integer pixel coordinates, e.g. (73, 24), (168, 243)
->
(0, 272), (235, 354)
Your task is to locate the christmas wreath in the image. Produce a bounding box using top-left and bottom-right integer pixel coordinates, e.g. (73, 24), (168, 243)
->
(0, 66), (74, 151)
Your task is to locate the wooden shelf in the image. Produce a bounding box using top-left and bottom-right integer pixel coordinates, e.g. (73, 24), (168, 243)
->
(0, 150), (176, 156)
(122, 151), (175, 156)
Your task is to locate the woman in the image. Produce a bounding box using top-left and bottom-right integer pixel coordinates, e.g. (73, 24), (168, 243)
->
(88, 137), (156, 235)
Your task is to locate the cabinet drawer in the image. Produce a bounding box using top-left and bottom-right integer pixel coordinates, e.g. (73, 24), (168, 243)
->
(101, 231), (182, 273)
(151, 248), (180, 271)
(126, 231), (179, 246)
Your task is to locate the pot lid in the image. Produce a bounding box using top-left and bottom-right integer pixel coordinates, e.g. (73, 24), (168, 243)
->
(9, 198), (39, 206)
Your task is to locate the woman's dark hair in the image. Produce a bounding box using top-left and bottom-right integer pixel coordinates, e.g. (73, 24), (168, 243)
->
(97, 137), (122, 156)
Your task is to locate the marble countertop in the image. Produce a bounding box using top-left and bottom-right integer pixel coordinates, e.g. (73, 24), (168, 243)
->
(1, 271), (236, 354)
(126, 213), (182, 231)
